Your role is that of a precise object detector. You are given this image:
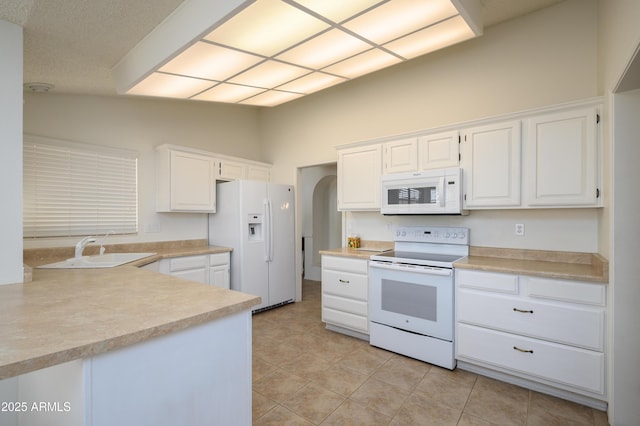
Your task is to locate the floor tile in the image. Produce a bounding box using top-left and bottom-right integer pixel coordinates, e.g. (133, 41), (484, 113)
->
(372, 353), (431, 392)
(307, 364), (369, 397)
(528, 391), (596, 425)
(459, 376), (529, 425)
(280, 352), (333, 380)
(349, 377), (411, 417)
(253, 391), (277, 421)
(282, 382), (345, 424)
(413, 365), (477, 410)
(321, 399), (391, 426)
(390, 392), (462, 426)
(254, 404), (314, 426)
(252, 280), (609, 426)
(253, 370), (308, 404)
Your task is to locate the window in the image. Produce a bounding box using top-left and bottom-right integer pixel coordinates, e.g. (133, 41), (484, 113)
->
(23, 135), (138, 238)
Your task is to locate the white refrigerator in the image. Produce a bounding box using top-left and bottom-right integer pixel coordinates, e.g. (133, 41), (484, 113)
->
(208, 180), (295, 311)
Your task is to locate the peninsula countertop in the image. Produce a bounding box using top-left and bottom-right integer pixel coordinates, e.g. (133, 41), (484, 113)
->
(2, 241), (260, 379)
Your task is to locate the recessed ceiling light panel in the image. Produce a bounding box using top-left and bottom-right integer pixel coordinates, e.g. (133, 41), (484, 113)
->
(159, 42), (263, 81)
(323, 48), (402, 79)
(291, 0), (383, 23)
(384, 15), (476, 59)
(240, 89), (304, 106)
(343, 0), (459, 45)
(229, 60), (310, 88)
(277, 72), (346, 94)
(204, 0), (329, 57)
(192, 83), (266, 103)
(128, 73), (214, 98)
(276, 29), (372, 69)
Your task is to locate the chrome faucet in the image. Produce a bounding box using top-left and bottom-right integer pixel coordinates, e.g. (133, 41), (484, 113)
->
(75, 236), (96, 258)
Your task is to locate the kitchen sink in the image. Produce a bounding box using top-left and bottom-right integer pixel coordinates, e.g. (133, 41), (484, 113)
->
(38, 253), (156, 269)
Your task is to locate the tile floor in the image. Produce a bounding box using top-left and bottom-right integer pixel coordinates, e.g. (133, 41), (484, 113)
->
(252, 280), (609, 425)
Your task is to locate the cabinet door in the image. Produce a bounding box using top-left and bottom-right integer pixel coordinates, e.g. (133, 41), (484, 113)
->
(246, 164), (270, 182)
(525, 107), (599, 206)
(382, 138), (418, 174)
(418, 130), (460, 170)
(461, 121), (521, 208)
(169, 151), (216, 212)
(217, 158), (246, 181)
(209, 265), (230, 289)
(337, 145), (382, 210)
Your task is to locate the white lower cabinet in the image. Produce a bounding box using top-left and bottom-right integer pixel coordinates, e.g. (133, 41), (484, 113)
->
(159, 253), (230, 289)
(455, 269), (607, 404)
(209, 252), (230, 289)
(321, 255), (369, 337)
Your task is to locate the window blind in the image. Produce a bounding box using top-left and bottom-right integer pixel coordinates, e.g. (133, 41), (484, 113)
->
(23, 136), (138, 238)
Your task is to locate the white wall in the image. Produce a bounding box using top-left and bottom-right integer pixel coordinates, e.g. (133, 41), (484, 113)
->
(260, 0), (600, 253)
(0, 20), (24, 284)
(22, 94), (261, 248)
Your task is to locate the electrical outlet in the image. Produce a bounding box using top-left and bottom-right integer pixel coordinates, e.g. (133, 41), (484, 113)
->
(515, 223), (525, 236)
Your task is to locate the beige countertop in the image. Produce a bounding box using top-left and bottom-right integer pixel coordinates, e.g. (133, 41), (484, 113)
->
(1, 240), (259, 380)
(454, 247), (608, 284)
(319, 243), (608, 284)
(319, 240), (394, 260)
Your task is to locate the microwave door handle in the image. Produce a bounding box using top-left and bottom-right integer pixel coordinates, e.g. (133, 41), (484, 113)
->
(439, 177), (446, 207)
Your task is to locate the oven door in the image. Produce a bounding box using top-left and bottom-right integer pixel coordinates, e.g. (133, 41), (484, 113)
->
(369, 261), (454, 341)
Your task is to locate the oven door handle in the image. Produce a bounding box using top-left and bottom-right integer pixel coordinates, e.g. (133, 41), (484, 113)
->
(369, 261), (452, 276)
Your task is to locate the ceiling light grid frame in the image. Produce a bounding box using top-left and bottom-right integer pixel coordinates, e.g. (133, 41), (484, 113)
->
(113, 0), (482, 107)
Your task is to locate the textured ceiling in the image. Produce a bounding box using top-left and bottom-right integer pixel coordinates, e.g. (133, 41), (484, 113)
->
(0, 0), (565, 97)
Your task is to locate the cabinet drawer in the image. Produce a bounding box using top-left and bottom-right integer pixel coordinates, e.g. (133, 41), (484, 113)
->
(457, 289), (605, 350)
(457, 324), (604, 395)
(322, 256), (368, 274)
(456, 269), (518, 294)
(168, 255), (207, 272)
(522, 276), (606, 306)
(209, 252), (230, 267)
(322, 307), (368, 334)
(322, 269), (368, 300)
(323, 294), (368, 316)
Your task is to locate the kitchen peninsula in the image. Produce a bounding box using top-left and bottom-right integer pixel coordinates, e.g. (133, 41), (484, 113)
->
(0, 246), (260, 426)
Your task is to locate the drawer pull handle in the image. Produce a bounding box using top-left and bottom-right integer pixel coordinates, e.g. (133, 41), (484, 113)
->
(513, 346), (534, 354)
(338, 279), (350, 284)
(513, 308), (534, 314)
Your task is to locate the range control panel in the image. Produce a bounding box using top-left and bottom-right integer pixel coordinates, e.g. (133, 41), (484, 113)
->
(394, 226), (469, 245)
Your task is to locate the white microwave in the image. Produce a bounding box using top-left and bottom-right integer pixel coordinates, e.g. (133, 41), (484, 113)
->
(380, 167), (466, 215)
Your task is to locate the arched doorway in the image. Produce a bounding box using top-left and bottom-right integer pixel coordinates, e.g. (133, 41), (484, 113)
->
(301, 164), (341, 281)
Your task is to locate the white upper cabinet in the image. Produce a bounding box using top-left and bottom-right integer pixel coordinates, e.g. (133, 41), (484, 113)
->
(525, 107), (600, 207)
(418, 130), (460, 170)
(338, 144), (382, 211)
(461, 120), (522, 208)
(217, 157), (271, 182)
(156, 146), (216, 213)
(246, 164), (270, 182)
(382, 138), (418, 174)
(217, 158), (246, 181)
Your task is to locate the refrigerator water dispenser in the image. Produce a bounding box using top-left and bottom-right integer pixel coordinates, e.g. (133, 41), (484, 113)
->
(247, 214), (263, 241)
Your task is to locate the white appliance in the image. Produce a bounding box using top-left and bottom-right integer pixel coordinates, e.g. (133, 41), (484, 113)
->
(368, 226), (469, 369)
(208, 180), (295, 312)
(380, 167), (466, 215)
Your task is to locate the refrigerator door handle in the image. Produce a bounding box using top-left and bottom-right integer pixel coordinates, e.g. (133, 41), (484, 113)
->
(267, 199), (274, 262)
(264, 198), (273, 262)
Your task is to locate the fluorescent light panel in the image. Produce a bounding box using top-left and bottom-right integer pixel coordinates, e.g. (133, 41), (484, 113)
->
(124, 0), (482, 106)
